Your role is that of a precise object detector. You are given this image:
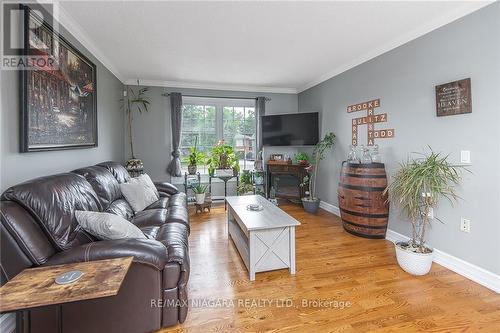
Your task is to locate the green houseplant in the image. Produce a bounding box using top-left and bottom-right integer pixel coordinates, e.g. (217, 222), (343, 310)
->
(184, 136), (205, 175)
(384, 149), (464, 275)
(193, 184), (208, 204)
(121, 81), (151, 175)
(295, 152), (310, 165)
(206, 140), (240, 176)
(301, 132), (336, 214)
(237, 170), (254, 195)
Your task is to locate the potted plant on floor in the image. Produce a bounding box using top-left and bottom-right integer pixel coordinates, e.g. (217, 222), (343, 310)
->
(295, 152), (310, 165)
(301, 132), (336, 214)
(121, 81), (151, 177)
(185, 137), (205, 175)
(193, 184), (209, 204)
(384, 150), (464, 275)
(237, 170), (254, 195)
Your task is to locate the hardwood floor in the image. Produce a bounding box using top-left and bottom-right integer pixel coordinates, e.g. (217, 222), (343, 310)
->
(160, 203), (500, 332)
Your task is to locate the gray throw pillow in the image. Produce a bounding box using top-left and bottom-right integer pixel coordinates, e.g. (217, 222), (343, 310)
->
(120, 175), (159, 213)
(75, 211), (146, 240)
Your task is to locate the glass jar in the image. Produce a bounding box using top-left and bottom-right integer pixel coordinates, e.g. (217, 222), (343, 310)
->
(360, 145), (373, 164)
(347, 145), (360, 164)
(370, 144), (382, 163)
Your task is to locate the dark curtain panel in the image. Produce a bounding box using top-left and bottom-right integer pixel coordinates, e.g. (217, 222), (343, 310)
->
(167, 92), (183, 176)
(255, 97), (266, 159)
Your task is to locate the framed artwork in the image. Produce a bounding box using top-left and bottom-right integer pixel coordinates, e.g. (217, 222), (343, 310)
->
(435, 78), (472, 117)
(20, 5), (97, 152)
(270, 153), (284, 161)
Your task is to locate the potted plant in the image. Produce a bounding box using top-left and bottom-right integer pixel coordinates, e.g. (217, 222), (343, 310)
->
(237, 170), (254, 195)
(121, 81), (151, 176)
(384, 150), (464, 275)
(185, 137), (205, 175)
(193, 184), (209, 204)
(300, 132), (336, 214)
(295, 152), (310, 165)
(207, 140), (240, 177)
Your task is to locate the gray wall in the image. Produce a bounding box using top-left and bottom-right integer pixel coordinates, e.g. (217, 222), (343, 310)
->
(125, 86), (299, 187)
(0, 9), (124, 191)
(298, 3), (500, 274)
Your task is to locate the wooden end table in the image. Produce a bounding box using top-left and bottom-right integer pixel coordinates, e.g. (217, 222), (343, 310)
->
(0, 257), (133, 333)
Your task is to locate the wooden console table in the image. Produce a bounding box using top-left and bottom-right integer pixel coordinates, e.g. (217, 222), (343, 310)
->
(0, 257), (133, 333)
(267, 163), (308, 200)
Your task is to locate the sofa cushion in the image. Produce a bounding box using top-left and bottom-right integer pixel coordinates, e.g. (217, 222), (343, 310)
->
(145, 197), (170, 210)
(106, 199), (134, 221)
(1, 173), (99, 251)
(133, 209), (168, 229)
(72, 166), (122, 210)
(97, 161), (131, 184)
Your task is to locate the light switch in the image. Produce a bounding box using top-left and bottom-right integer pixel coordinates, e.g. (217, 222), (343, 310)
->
(460, 150), (471, 164)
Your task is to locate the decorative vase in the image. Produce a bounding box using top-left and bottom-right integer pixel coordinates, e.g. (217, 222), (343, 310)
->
(187, 165), (197, 175)
(301, 198), (320, 214)
(195, 193), (205, 204)
(125, 158), (144, 178)
(394, 242), (434, 276)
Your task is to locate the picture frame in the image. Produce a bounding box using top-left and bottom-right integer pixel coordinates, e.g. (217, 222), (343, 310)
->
(270, 153), (284, 161)
(435, 78), (472, 117)
(20, 5), (97, 152)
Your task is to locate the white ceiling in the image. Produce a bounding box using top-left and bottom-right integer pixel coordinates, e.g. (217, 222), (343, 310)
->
(57, 0), (492, 93)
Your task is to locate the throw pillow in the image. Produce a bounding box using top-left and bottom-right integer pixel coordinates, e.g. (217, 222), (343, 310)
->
(120, 179), (158, 213)
(75, 211), (146, 240)
(130, 174), (159, 198)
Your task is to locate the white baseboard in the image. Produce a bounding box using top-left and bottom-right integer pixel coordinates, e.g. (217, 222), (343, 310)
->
(319, 200), (340, 216)
(0, 313), (15, 333)
(386, 229), (500, 293)
(321, 201), (500, 294)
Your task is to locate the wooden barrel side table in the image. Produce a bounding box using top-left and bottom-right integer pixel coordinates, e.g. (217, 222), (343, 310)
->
(338, 161), (389, 239)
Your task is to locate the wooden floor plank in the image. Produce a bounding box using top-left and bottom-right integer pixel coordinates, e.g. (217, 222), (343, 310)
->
(158, 203), (500, 332)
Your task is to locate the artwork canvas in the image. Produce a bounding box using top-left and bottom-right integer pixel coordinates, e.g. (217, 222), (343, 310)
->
(435, 78), (472, 117)
(20, 6), (97, 152)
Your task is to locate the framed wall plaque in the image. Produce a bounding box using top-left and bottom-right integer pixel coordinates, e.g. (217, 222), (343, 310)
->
(20, 5), (97, 152)
(435, 78), (471, 117)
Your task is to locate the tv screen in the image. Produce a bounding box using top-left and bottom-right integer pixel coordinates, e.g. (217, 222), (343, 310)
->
(262, 112), (319, 146)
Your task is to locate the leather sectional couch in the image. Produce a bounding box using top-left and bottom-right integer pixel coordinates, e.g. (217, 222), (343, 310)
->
(0, 161), (190, 333)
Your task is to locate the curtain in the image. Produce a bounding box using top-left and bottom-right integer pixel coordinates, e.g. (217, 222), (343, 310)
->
(255, 97), (266, 159)
(167, 92), (183, 176)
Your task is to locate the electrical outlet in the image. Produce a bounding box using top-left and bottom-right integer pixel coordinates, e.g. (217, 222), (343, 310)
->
(427, 207), (434, 219)
(460, 218), (471, 233)
(460, 150), (471, 164)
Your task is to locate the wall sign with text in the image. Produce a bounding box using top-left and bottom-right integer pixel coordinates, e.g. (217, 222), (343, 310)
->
(435, 78), (472, 117)
(347, 98), (394, 146)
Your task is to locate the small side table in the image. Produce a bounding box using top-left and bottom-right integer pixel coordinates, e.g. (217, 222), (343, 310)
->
(0, 257), (133, 333)
(195, 193), (212, 213)
(209, 175), (239, 209)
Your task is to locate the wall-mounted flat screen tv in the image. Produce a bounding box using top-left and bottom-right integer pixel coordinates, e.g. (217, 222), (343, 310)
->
(262, 112), (319, 146)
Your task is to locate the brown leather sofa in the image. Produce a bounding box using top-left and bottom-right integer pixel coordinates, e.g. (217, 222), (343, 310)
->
(0, 161), (190, 333)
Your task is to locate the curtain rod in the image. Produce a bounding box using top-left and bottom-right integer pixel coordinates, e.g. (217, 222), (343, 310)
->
(161, 93), (271, 101)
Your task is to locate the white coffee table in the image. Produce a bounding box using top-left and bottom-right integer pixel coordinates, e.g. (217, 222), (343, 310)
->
(226, 195), (301, 281)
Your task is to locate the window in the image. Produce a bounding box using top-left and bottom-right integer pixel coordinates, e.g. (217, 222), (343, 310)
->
(180, 97), (256, 174)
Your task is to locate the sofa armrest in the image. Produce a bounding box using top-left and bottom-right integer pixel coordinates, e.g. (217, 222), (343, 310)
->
(154, 182), (179, 196)
(45, 238), (168, 270)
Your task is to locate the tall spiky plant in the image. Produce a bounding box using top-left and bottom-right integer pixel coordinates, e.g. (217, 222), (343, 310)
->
(384, 149), (464, 252)
(121, 81), (150, 159)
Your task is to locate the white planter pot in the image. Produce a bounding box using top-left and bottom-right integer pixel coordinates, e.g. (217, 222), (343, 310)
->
(195, 193), (205, 204)
(395, 243), (434, 276)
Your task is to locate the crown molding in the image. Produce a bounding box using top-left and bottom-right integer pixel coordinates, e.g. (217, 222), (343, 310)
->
(124, 79), (298, 94)
(298, 1), (493, 93)
(51, 1), (126, 83)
